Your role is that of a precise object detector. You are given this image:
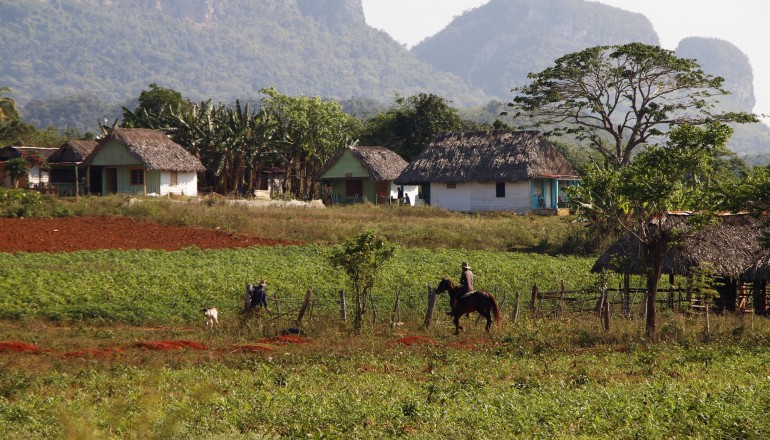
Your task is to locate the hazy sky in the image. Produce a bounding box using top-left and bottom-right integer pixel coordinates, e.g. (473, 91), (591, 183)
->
(361, 0), (770, 125)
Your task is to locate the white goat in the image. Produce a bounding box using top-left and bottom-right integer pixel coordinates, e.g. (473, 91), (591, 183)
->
(202, 307), (219, 330)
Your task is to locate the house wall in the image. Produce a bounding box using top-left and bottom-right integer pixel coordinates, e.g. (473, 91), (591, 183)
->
(320, 150), (370, 179)
(89, 141), (143, 167)
(431, 180), (531, 212)
(159, 171), (198, 196)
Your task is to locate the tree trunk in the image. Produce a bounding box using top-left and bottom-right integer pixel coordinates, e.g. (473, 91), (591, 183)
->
(645, 241), (665, 338)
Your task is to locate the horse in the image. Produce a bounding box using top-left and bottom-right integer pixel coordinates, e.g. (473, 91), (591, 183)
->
(435, 277), (500, 335)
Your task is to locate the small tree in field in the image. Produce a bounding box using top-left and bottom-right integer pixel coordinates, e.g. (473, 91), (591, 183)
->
(328, 230), (396, 334)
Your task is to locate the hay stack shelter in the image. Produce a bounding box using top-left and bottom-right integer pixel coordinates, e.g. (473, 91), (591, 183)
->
(47, 140), (98, 196)
(0, 146), (58, 189)
(316, 146), (418, 205)
(395, 130), (579, 213)
(592, 213), (768, 312)
(81, 128), (205, 196)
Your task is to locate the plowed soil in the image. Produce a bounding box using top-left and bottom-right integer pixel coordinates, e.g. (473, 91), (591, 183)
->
(0, 216), (289, 253)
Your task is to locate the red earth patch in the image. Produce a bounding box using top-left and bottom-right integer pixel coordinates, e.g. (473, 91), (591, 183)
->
(0, 216), (292, 253)
(0, 341), (44, 353)
(135, 340), (208, 350)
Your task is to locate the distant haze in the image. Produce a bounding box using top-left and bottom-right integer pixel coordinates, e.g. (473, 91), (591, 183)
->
(362, 0), (770, 125)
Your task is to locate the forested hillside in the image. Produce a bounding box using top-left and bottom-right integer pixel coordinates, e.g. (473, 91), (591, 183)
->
(3, 0), (767, 159)
(0, 0), (484, 109)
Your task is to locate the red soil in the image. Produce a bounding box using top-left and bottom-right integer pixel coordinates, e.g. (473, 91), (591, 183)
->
(392, 336), (437, 346)
(0, 216), (290, 253)
(135, 340), (208, 350)
(0, 341), (44, 353)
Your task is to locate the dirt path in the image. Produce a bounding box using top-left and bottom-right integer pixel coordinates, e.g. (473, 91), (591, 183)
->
(0, 216), (289, 253)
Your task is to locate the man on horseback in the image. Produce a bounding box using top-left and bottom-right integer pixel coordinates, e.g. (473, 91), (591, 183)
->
(447, 262), (474, 315)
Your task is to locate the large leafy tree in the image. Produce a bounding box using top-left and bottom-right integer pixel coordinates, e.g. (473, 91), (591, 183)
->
(571, 122), (735, 337)
(511, 43), (757, 168)
(122, 83), (191, 129)
(258, 88), (359, 197)
(360, 93), (473, 162)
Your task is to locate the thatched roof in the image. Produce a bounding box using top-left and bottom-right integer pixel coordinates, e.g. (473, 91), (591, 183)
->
(592, 213), (767, 279)
(47, 140), (98, 164)
(0, 146), (58, 161)
(316, 146), (408, 181)
(395, 130), (578, 185)
(82, 128), (205, 172)
(745, 253), (770, 282)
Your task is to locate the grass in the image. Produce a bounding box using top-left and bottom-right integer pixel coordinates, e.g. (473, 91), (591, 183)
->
(2, 315), (769, 439)
(2, 194), (768, 438)
(60, 194), (592, 253)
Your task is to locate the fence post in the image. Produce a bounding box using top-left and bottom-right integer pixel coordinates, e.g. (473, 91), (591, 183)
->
(369, 291), (378, 326)
(622, 273), (631, 318)
(602, 287), (610, 332)
(424, 284), (436, 328)
(529, 283), (538, 311)
(339, 290), (347, 321)
(512, 291), (520, 323)
(391, 290), (401, 327)
(296, 289), (312, 325)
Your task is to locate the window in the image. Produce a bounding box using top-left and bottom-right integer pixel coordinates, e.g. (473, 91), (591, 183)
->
(446, 183), (456, 189)
(130, 168), (144, 186)
(496, 181), (505, 198)
(170, 171), (178, 186)
(346, 179), (363, 198)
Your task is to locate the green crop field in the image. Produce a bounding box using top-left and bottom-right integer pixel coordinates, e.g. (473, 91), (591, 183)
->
(2, 199), (769, 439)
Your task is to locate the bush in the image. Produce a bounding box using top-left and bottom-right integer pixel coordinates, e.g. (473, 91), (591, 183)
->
(0, 188), (69, 218)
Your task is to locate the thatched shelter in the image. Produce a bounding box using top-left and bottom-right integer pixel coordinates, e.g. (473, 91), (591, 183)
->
(592, 213), (769, 312)
(47, 140), (98, 196)
(316, 146), (418, 205)
(82, 128), (205, 196)
(395, 130), (579, 213)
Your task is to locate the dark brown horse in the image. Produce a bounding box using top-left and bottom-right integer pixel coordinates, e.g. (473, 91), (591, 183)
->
(435, 277), (500, 335)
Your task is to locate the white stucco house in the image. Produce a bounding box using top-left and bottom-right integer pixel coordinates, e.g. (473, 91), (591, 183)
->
(395, 130), (580, 214)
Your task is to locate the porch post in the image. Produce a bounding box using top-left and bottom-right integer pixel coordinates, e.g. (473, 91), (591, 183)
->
(75, 164), (79, 198)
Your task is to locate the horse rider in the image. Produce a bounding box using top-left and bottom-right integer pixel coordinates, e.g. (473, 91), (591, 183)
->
(250, 279), (269, 311)
(447, 262), (474, 315)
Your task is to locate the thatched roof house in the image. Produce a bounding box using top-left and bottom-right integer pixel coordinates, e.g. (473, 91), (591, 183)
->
(46, 140), (99, 196)
(83, 128), (205, 173)
(395, 130), (579, 213)
(591, 213), (765, 278)
(82, 128), (204, 196)
(47, 140), (98, 165)
(317, 146), (418, 205)
(745, 252), (770, 282)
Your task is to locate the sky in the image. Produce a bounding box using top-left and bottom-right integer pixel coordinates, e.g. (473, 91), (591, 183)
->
(361, 0), (770, 124)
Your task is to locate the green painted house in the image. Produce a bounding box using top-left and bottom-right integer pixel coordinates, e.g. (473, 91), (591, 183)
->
(316, 146), (418, 205)
(82, 128), (205, 196)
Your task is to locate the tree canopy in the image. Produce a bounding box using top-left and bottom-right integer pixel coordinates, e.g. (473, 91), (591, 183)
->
(360, 93), (475, 162)
(511, 43), (757, 167)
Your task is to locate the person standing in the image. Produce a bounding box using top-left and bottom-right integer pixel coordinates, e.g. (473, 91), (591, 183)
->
(251, 279), (268, 311)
